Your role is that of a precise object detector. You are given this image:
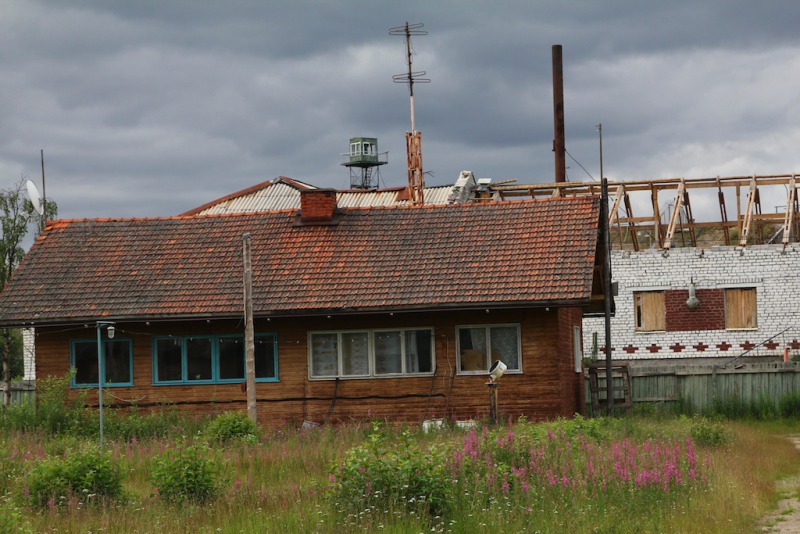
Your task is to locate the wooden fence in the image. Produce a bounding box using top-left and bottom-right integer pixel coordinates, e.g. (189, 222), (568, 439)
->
(587, 361), (800, 413)
(0, 380), (36, 406)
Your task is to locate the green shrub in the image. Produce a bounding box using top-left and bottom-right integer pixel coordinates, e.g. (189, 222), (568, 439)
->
(329, 422), (451, 520)
(36, 373), (93, 436)
(0, 496), (28, 533)
(150, 439), (225, 502)
(204, 411), (259, 443)
(23, 445), (123, 508)
(778, 392), (800, 418)
(690, 416), (731, 447)
(104, 406), (189, 441)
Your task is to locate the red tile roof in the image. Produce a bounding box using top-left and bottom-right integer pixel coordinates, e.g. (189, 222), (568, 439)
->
(0, 197), (600, 325)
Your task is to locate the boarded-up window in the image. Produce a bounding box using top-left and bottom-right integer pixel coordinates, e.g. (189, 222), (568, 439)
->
(725, 288), (757, 329)
(634, 291), (665, 332)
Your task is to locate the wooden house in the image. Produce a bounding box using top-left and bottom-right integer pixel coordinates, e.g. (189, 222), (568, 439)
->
(0, 189), (605, 425)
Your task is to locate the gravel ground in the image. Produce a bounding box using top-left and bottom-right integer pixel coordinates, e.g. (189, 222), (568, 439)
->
(760, 435), (800, 533)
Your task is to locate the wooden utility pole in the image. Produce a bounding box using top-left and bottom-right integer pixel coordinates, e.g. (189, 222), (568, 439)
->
(601, 177), (614, 415)
(242, 233), (257, 423)
(552, 44), (566, 183)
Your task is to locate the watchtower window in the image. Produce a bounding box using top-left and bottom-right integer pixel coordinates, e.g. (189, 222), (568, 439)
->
(349, 143), (360, 156)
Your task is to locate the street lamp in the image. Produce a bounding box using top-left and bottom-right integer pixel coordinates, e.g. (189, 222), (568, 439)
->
(96, 321), (115, 448)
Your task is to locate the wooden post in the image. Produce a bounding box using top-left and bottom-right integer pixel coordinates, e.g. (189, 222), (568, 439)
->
(601, 178), (614, 415)
(487, 382), (499, 425)
(243, 233), (257, 423)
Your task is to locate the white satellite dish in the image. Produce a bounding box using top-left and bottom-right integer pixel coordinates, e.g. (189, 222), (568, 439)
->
(26, 180), (43, 215)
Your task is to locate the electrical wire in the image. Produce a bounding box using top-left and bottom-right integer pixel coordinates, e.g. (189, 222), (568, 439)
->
(566, 149), (597, 181)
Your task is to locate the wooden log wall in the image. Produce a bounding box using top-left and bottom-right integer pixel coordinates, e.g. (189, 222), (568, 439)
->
(34, 306), (586, 426)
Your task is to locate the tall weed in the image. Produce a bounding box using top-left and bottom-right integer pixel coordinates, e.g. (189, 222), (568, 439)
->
(150, 438), (226, 502)
(22, 444), (123, 508)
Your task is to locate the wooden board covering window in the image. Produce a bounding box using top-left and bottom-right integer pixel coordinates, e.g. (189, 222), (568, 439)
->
(725, 288), (757, 329)
(634, 291), (665, 331)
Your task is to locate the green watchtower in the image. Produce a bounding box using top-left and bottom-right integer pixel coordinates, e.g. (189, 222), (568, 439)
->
(341, 137), (388, 189)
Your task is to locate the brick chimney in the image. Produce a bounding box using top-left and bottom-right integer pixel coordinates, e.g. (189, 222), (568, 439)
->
(299, 189), (338, 224)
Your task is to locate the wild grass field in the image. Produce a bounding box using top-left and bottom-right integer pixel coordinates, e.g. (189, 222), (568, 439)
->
(1, 377), (800, 533)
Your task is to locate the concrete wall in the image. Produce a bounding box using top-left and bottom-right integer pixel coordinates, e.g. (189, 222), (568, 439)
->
(583, 244), (800, 362)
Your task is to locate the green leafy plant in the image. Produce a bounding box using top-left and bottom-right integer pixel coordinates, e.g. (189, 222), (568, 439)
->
(690, 416), (731, 447)
(150, 438), (225, 502)
(329, 421), (451, 520)
(204, 411), (259, 443)
(22, 445), (123, 508)
(104, 405), (191, 441)
(35, 373), (93, 436)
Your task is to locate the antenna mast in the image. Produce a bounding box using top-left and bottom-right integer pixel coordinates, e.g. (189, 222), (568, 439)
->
(391, 21), (429, 205)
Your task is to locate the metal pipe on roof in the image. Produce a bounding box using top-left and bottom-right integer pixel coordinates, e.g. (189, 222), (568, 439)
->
(552, 44), (566, 183)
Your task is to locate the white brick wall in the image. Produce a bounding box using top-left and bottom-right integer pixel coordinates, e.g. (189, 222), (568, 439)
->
(583, 244), (800, 361)
(22, 328), (35, 380)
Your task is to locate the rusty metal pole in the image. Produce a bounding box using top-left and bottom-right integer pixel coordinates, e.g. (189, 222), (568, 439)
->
(552, 44), (566, 183)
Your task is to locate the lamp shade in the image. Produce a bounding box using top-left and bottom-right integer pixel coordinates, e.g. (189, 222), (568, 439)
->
(488, 360), (507, 381)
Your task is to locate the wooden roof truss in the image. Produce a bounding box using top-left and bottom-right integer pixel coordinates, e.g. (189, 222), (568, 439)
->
(488, 173), (800, 251)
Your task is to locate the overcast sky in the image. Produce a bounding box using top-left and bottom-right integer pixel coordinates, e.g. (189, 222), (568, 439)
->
(2, 1), (800, 227)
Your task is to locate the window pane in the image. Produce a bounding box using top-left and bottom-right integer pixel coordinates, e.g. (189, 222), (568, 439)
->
(74, 342), (98, 385)
(490, 326), (519, 371)
(311, 333), (338, 377)
(255, 336), (276, 379)
(375, 331), (402, 374)
(405, 330), (432, 373)
(459, 327), (487, 371)
(218, 337), (244, 380)
(104, 341), (131, 384)
(342, 332), (369, 376)
(156, 339), (182, 382)
(186, 338), (212, 381)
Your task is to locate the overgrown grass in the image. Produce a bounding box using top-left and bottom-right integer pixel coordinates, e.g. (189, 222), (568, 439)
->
(0, 415), (795, 532)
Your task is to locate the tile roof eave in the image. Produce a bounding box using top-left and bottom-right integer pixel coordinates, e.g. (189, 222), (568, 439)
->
(0, 298), (594, 328)
(252, 298), (594, 318)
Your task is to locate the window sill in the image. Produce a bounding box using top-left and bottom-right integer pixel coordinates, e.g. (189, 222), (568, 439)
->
(153, 379), (279, 386)
(72, 383), (133, 389)
(309, 373), (435, 381)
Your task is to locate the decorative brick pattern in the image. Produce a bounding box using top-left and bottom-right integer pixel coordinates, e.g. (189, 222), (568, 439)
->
(740, 341), (756, 351)
(623, 344), (638, 354)
(669, 343), (686, 353)
(646, 344), (661, 353)
(583, 246), (800, 361)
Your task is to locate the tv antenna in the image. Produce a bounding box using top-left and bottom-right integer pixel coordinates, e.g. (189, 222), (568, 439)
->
(390, 21), (429, 205)
(26, 149), (48, 227)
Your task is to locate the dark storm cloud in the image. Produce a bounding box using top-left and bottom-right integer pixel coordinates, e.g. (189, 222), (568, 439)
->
(1, 0), (800, 228)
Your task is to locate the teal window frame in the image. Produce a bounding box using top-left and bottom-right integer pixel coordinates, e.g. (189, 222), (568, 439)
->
(70, 338), (134, 388)
(152, 333), (278, 385)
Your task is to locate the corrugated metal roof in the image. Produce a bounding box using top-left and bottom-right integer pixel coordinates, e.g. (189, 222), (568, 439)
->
(194, 182), (459, 215)
(198, 182), (306, 214)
